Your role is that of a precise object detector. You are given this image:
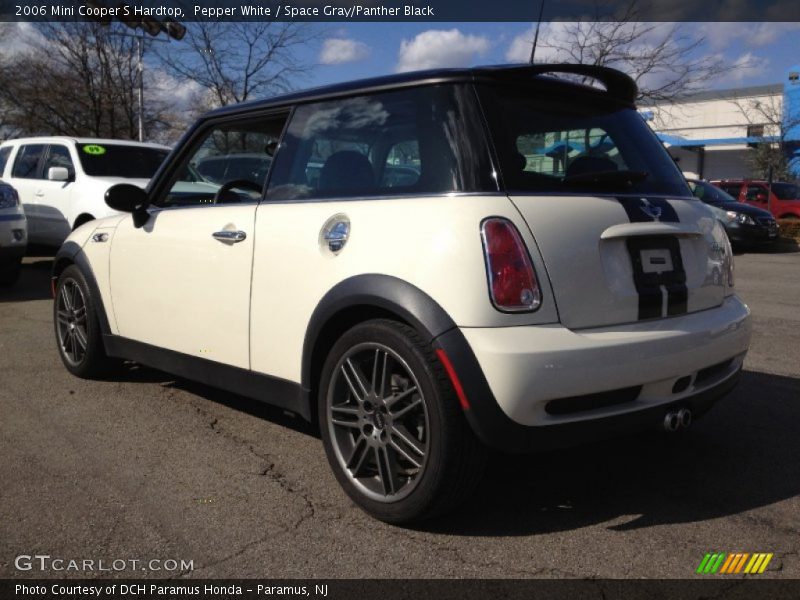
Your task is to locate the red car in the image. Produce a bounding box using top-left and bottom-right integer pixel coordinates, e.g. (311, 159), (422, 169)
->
(711, 179), (800, 219)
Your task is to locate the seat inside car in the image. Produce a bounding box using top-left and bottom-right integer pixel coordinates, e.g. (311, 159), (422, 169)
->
(318, 150), (374, 194)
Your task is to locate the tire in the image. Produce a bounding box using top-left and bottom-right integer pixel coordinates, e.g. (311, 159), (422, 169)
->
(54, 264), (116, 378)
(0, 258), (22, 286)
(318, 319), (487, 524)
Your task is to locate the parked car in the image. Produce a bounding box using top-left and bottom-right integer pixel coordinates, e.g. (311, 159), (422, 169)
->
(0, 137), (170, 247)
(711, 179), (800, 220)
(52, 64), (751, 523)
(687, 179), (778, 248)
(0, 178), (27, 286)
(195, 153), (272, 186)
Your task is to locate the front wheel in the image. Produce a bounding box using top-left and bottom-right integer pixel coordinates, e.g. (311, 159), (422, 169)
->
(54, 265), (117, 378)
(318, 319), (487, 524)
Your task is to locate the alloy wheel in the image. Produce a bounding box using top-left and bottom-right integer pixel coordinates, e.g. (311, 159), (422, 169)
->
(326, 342), (429, 503)
(56, 279), (88, 366)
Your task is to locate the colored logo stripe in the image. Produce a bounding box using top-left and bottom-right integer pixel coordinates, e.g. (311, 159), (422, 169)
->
(697, 553), (726, 574)
(702, 552), (774, 574)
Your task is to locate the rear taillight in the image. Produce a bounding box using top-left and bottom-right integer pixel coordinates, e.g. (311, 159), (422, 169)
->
(480, 217), (541, 312)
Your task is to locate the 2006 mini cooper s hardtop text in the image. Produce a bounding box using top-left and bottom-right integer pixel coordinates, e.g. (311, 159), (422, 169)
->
(52, 64), (752, 524)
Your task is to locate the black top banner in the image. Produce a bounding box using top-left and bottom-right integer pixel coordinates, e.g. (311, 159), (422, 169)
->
(2, 0), (800, 22)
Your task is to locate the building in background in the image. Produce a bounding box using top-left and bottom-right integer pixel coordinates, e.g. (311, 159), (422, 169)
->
(643, 66), (800, 182)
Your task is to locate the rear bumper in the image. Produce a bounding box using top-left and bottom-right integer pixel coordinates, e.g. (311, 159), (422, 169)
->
(435, 295), (751, 453)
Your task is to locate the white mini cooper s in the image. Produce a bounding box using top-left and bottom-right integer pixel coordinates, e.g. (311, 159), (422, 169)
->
(52, 64), (752, 523)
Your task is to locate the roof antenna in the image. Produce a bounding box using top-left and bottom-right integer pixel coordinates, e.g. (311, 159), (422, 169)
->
(529, 0), (546, 64)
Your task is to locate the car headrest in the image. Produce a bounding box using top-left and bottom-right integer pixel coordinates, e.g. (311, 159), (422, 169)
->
(566, 155), (618, 178)
(318, 151), (374, 193)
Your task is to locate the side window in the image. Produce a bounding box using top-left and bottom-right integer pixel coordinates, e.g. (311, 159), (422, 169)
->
(42, 145), (75, 180)
(0, 146), (11, 177)
(720, 184), (741, 198)
(745, 185), (766, 202)
(382, 141), (420, 188)
(266, 85), (494, 201)
(157, 114), (288, 208)
(515, 129), (623, 179)
(11, 144), (47, 179)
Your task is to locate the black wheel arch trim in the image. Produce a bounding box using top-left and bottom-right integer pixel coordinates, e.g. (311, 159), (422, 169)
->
(52, 240), (112, 337)
(301, 274), (458, 395)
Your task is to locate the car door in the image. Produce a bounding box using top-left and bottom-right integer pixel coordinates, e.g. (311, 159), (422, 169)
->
(37, 144), (75, 244)
(108, 113), (288, 369)
(8, 143), (47, 243)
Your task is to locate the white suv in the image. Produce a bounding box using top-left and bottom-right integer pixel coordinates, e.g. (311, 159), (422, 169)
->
(0, 137), (169, 247)
(51, 65), (752, 523)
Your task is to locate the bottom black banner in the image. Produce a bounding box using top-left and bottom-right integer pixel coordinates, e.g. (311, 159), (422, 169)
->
(2, 579), (800, 600)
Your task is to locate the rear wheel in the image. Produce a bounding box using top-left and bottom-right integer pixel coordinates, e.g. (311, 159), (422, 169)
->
(0, 257), (22, 286)
(318, 319), (487, 524)
(54, 265), (116, 378)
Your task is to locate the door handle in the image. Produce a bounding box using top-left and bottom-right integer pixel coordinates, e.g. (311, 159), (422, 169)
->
(34, 190), (45, 197)
(212, 230), (247, 243)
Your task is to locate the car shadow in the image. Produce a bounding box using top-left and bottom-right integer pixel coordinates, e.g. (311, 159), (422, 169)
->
(0, 257), (54, 303)
(418, 369), (800, 536)
(751, 238), (799, 254)
(110, 363), (318, 439)
(113, 364), (800, 536)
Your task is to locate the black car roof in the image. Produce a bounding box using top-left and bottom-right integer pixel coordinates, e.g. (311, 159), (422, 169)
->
(204, 63), (638, 120)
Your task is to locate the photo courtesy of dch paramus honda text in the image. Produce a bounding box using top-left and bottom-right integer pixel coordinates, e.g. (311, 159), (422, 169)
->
(50, 64), (752, 524)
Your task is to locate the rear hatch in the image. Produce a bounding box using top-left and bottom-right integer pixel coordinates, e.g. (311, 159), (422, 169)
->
(478, 79), (729, 329)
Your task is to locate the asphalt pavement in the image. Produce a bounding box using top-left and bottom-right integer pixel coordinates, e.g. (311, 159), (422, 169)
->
(1, 245), (798, 579)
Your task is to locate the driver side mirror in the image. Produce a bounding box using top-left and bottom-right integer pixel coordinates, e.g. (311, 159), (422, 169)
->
(105, 184), (150, 228)
(755, 193), (767, 202)
(47, 166), (70, 182)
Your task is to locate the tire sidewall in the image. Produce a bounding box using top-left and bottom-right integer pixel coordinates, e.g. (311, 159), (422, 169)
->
(318, 320), (451, 523)
(54, 265), (104, 377)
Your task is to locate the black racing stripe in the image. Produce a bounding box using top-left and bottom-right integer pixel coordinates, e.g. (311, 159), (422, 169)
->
(615, 196), (680, 223)
(617, 196), (688, 320)
(626, 235), (689, 320)
(626, 237), (666, 320)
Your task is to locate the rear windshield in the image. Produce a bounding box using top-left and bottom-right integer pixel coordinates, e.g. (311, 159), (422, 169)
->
(771, 183), (800, 200)
(75, 143), (169, 178)
(478, 84), (691, 197)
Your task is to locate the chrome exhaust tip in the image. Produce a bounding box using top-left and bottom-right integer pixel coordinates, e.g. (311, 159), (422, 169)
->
(678, 408), (692, 429)
(663, 411), (680, 432)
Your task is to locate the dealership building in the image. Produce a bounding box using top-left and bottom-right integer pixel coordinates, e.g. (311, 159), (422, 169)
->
(642, 66), (800, 181)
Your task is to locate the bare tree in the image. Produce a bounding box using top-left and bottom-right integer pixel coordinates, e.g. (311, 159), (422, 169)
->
(0, 22), (172, 140)
(531, 2), (730, 105)
(155, 22), (315, 113)
(732, 96), (800, 181)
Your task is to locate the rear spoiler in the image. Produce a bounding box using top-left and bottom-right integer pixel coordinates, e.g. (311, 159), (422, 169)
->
(475, 63), (639, 105)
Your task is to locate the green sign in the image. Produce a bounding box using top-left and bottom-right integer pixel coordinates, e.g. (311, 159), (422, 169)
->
(82, 144), (106, 156)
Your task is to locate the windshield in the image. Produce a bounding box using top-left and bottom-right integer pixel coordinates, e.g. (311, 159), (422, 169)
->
(477, 84), (691, 196)
(75, 143), (168, 178)
(771, 183), (800, 200)
(689, 180), (738, 204)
